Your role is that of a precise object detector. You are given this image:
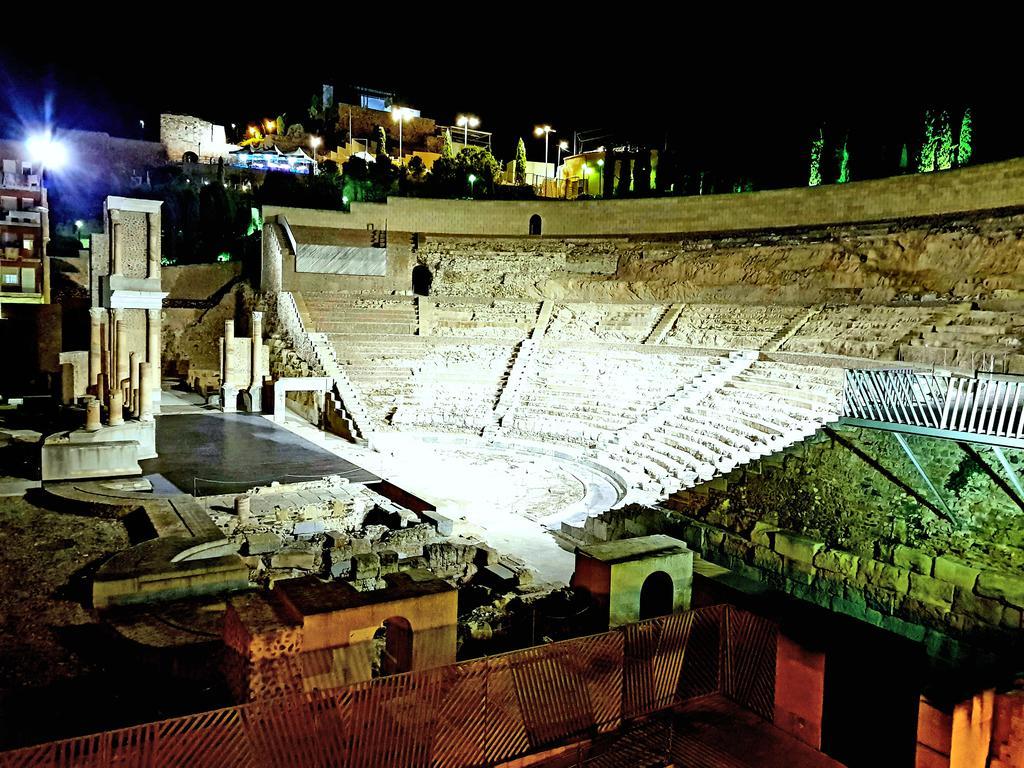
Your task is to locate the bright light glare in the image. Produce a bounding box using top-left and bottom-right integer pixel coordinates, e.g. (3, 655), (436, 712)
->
(26, 133), (68, 170)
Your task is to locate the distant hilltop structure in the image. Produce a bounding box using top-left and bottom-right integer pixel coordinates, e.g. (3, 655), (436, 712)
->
(159, 114), (234, 164)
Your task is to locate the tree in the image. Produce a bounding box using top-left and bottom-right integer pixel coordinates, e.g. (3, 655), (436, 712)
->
(602, 150), (616, 198)
(808, 128), (824, 186)
(918, 109), (938, 173)
(957, 108), (974, 166)
(616, 156), (632, 196)
(836, 136), (850, 183)
(632, 152), (652, 195)
(514, 138), (527, 186)
(936, 110), (954, 170)
(375, 126), (388, 158)
(441, 129), (454, 160)
(899, 143), (909, 172)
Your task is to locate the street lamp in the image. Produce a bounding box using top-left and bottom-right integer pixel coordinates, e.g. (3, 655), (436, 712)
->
(468, 173), (477, 197)
(26, 132), (68, 172)
(310, 136), (322, 174)
(597, 158), (605, 196)
(391, 106), (413, 162)
(456, 114), (479, 149)
(556, 140), (569, 171)
(533, 125), (555, 179)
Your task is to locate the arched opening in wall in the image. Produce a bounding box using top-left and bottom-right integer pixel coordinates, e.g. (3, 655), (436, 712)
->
(412, 263), (433, 296)
(529, 214), (542, 236)
(639, 571), (674, 620)
(182, 151), (199, 164)
(372, 616), (413, 677)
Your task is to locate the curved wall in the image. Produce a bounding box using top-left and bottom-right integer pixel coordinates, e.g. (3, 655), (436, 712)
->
(265, 157), (1024, 237)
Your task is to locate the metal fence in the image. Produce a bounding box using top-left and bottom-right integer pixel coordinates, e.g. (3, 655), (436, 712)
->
(0, 604), (776, 768)
(844, 368), (1024, 441)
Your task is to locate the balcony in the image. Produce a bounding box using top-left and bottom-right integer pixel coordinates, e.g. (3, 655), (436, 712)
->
(0, 171), (41, 192)
(0, 209), (41, 227)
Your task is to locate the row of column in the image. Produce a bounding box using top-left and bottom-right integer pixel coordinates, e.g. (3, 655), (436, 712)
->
(86, 306), (160, 430)
(221, 311), (263, 390)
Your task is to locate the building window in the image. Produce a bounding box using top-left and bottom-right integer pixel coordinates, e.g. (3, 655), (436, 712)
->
(22, 237), (33, 252)
(3, 274), (17, 285)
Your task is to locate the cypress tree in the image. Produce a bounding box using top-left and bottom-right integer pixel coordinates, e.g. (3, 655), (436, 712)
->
(514, 138), (527, 185)
(957, 108), (973, 166)
(936, 110), (954, 170)
(918, 110), (937, 173)
(808, 128), (824, 186)
(837, 136), (850, 183)
(375, 126), (388, 157)
(441, 129), (454, 160)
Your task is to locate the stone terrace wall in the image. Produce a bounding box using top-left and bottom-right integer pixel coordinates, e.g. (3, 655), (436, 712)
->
(416, 210), (1024, 304)
(267, 157), (1024, 237)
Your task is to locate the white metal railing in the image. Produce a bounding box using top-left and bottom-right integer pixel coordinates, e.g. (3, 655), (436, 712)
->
(844, 368), (1024, 440)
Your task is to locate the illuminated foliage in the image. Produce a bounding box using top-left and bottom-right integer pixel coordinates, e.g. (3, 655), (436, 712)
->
(808, 129), (824, 186)
(936, 110), (954, 170)
(958, 108), (973, 166)
(899, 144), (909, 172)
(837, 136), (850, 183)
(918, 110), (937, 173)
(375, 126), (388, 157)
(441, 129), (454, 160)
(514, 138), (527, 186)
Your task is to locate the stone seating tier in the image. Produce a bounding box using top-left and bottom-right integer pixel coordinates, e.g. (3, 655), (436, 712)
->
(664, 304), (804, 350)
(543, 304), (666, 344)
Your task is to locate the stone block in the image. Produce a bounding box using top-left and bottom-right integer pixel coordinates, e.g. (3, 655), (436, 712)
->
(772, 531), (823, 564)
(813, 549), (859, 579)
(784, 557), (817, 586)
(325, 531), (349, 548)
(933, 557), (980, 591)
(1001, 605), (1022, 630)
(329, 556), (351, 579)
(378, 549), (399, 576)
(750, 521), (778, 548)
(350, 537), (372, 555)
(246, 533), (282, 556)
(857, 558), (910, 594)
(976, 571), (1024, 609)
(952, 588), (1004, 625)
(293, 520), (326, 538)
(352, 552), (380, 580)
(270, 547), (316, 570)
(752, 544), (784, 573)
(722, 533), (752, 561)
(892, 545), (933, 576)
(908, 572), (954, 607)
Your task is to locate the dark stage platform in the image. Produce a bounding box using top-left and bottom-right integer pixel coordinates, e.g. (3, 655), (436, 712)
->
(139, 413), (379, 495)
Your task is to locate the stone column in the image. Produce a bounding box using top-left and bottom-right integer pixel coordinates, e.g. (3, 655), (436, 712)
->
(222, 319), (235, 385)
(146, 212), (160, 279)
(60, 362), (76, 405)
(234, 494), (251, 522)
(114, 310), (128, 392)
(250, 312), (263, 389)
(108, 388), (124, 426)
(129, 352), (139, 417)
(85, 398), (102, 431)
(146, 308), (161, 413)
(139, 362), (153, 422)
(88, 308), (104, 389)
(110, 209), (122, 275)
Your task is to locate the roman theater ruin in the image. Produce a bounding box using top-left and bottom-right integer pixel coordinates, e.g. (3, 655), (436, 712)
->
(3, 158), (1024, 767)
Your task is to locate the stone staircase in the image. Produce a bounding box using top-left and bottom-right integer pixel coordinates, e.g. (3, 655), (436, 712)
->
(644, 303), (684, 345)
(764, 305), (822, 352)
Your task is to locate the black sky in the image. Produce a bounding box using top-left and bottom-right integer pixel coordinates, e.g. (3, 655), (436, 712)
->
(0, 25), (1017, 185)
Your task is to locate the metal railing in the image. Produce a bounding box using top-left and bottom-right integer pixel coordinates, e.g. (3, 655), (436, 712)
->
(0, 604), (776, 768)
(843, 368), (1024, 443)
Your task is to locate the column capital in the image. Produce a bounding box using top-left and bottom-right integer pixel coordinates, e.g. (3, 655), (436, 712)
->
(109, 208), (122, 223)
(147, 307), (161, 320)
(89, 307), (107, 320)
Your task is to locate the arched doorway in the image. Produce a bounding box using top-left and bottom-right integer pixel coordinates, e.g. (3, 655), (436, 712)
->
(412, 263), (433, 296)
(182, 151), (199, 164)
(529, 214), (542, 235)
(373, 616), (413, 677)
(639, 571), (674, 620)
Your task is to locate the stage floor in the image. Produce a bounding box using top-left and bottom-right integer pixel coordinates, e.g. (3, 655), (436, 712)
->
(140, 413), (379, 495)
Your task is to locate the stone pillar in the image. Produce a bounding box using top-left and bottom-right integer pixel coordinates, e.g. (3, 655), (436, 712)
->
(250, 312), (263, 389)
(146, 308), (161, 414)
(223, 319), (235, 384)
(85, 398), (102, 431)
(114, 310), (128, 391)
(88, 308), (104, 389)
(129, 352), (139, 417)
(110, 209), (122, 275)
(235, 494), (251, 522)
(108, 388), (124, 426)
(139, 362), (153, 422)
(60, 362), (76, 405)
(146, 212), (160, 279)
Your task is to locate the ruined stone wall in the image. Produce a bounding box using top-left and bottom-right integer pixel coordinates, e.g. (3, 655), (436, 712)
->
(417, 211), (1024, 304)
(160, 114), (229, 162)
(574, 427), (1024, 658)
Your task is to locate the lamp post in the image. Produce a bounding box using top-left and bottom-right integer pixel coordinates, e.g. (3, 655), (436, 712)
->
(392, 106), (413, 163)
(310, 136), (322, 175)
(468, 173), (477, 197)
(533, 125), (555, 180)
(456, 114), (479, 150)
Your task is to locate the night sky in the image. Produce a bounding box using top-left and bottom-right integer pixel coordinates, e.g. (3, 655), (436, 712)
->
(0, 29), (1014, 189)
